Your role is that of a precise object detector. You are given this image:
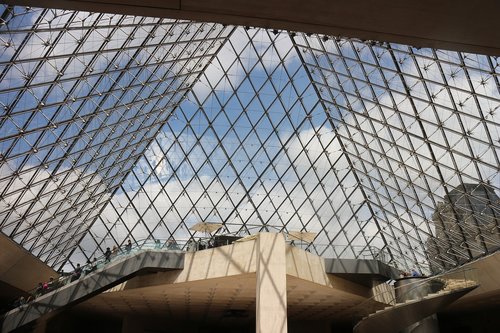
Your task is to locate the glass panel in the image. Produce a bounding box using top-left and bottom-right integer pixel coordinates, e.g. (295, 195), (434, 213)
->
(1, 5), (498, 275)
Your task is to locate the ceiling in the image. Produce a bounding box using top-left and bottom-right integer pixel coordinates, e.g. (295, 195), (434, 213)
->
(75, 273), (383, 324)
(5, 0), (500, 55)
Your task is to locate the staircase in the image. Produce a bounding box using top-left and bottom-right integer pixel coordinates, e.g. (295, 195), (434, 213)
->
(2, 250), (184, 333)
(353, 278), (478, 333)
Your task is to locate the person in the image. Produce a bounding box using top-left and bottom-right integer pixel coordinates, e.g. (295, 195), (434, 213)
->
(56, 270), (68, 286)
(75, 263), (82, 276)
(60, 269), (73, 285)
(125, 239), (132, 253)
(42, 280), (49, 293)
(155, 239), (161, 249)
(112, 245), (118, 257)
(90, 258), (97, 272)
(186, 239), (196, 252)
(166, 238), (179, 250)
(197, 238), (205, 250)
(14, 296), (26, 311)
(400, 270), (410, 278)
(411, 268), (421, 277)
(104, 247), (111, 263)
(35, 282), (44, 297)
(84, 260), (93, 275)
(47, 277), (56, 291)
(71, 264), (82, 282)
(207, 238), (215, 249)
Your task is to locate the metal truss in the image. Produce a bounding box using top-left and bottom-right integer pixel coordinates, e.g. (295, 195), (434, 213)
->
(0, 5), (232, 269)
(0, 5), (499, 274)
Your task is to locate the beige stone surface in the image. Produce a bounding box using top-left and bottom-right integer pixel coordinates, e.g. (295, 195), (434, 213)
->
(0, 233), (56, 291)
(120, 239), (257, 291)
(78, 233), (384, 326)
(179, 239), (258, 281)
(286, 245), (329, 285)
(445, 252), (500, 312)
(371, 281), (395, 305)
(286, 245), (371, 298)
(256, 232), (287, 333)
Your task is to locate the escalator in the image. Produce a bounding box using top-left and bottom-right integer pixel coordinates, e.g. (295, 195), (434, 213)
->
(2, 250), (184, 333)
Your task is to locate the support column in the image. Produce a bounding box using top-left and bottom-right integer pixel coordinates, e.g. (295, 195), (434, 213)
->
(395, 277), (441, 333)
(256, 232), (288, 333)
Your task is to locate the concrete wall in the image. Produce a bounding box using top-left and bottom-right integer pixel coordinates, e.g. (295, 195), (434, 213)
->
(121, 238), (257, 290)
(18, 234), (400, 333)
(0, 233), (57, 292)
(256, 232), (287, 333)
(286, 245), (370, 298)
(371, 280), (395, 305)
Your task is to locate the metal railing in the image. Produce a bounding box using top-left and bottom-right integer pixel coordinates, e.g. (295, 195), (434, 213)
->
(5, 235), (479, 318)
(12, 234), (247, 308)
(286, 242), (389, 262)
(10, 238), (189, 309)
(341, 266), (479, 324)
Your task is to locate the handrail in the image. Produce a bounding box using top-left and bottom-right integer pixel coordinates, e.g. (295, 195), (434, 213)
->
(351, 266), (479, 333)
(8, 237), (210, 311)
(6, 235), (244, 312)
(18, 238), (386, 305)
(7, 237), (390, 312)
(286, 242), (389, 261)
(338, 266), (479, 323)
(2, 249), (184, 333)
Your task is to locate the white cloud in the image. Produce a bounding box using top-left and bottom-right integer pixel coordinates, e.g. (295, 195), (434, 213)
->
(87, 123), (378, 258)
(191, 28), (299, 102)
(0, 161), (109, 263)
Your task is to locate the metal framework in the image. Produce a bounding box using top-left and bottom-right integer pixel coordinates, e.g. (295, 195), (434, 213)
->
(0, 5), (499, 274)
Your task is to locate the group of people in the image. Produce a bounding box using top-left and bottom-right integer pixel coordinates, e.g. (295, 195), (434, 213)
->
(34, 277), (59, 296)
(13, 239), (137, 310)
(400, 268), (423, 278)
(11, 276), (63, 310)
(104, 239), (133, 263)
(8, 238), (187, 312)
(186, 238), (214, 252)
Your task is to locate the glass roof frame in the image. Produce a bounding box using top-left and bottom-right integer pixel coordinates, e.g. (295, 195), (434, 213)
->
(0, 5), (498, 274)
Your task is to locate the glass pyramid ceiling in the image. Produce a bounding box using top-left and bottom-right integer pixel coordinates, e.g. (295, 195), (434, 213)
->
(0, 5), (499, 274)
